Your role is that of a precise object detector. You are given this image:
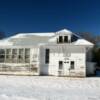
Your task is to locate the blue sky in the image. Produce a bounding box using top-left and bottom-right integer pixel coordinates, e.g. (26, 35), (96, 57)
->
(0, 0), (100, 36)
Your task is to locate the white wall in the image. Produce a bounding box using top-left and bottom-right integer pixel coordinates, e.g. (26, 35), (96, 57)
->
(39, 45), (86, 77)
(39, 46), (49, 75)
(49, 52), (86, 77)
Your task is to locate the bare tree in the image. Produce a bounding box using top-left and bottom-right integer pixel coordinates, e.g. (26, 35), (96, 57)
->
(78, 32), (96, 44)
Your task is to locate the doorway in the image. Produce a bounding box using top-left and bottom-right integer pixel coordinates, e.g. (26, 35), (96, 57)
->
(58, 60), (74, 76)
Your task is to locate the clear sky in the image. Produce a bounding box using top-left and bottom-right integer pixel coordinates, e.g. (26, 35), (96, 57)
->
(0, 0), (100, 36)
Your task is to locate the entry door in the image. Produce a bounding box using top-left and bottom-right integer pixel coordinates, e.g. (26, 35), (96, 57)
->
(63, 61), (70, 76)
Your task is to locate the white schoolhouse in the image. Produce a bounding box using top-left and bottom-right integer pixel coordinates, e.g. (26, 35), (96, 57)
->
(0, 29), (94, 77)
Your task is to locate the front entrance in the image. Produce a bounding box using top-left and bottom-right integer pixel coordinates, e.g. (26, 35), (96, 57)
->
(63, 60), (70, 76)
(58, 60), (70, 76)
(58, 60), (75, 76)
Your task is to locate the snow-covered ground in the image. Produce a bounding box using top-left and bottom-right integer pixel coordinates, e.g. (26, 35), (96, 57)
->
(0, 76), (100, 100)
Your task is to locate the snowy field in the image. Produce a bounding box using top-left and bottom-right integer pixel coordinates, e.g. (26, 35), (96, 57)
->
(0, 76), (100, 100)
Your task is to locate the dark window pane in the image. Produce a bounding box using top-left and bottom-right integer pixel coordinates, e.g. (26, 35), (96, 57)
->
(71, 35), (78, 42)
(45, 49), (49, 64)
(0, 55), (5, 62)
(70, 61), (75, 69)
(59, 36), (63, 43)
(64, 36), (68, 43)
(59, 61), (63, 70)
(0, 49), (5, 55)
(19, 49), (24, 55)
(12, 49), (17, 54)
(6, 49), (11, 55)
(25, 48), (30, 63)
(25, 48), (30, 55)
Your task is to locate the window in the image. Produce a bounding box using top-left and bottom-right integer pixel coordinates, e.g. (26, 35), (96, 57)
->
(64, 36), (68, 43)
(18, 55), (23, 63)
(19, 49), (24, 55)
(71, 35), (78, 42)
(18, 49), (24, 63)
(25, 55), (30, 63)
(0, 55), (5, 62)
(59, 36), (63, 43)
(5, 49), (12, 63)
(59, 61), (63, 70)
(6, 49), (11, 55)
(57, 36), (69, 43)
(45, 49), (49, 64)
(0, 48), (30, 63)
(70, 61), (75, 69)
(0, 49), (5, 54)
(25, 48), (30, 63)
(0, 49), (5, 63)
(25, 48), (30, 55)
(12, 49), (17, 63)
(12, 49), (17, 54)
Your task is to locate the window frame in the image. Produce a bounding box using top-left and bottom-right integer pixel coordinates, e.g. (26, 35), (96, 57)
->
(59, 61), (63, 70)
(70, 61), (75, 69)
(59, 36), (63, 43)
(45, 49), (50, 64)
(64, 36), (68, 43)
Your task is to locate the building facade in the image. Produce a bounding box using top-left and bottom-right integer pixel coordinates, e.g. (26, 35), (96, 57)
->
(0, 29), (94, 77)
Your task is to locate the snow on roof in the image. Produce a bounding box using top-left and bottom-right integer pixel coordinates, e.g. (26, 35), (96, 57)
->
(10, 32), (55, 39)
(0, 29), (93, 46)
(7, 29), (74, 40)
(0, 39), (13, 46)
(6, 29), (76, 39)
(31, 33), (55, 36)
(74, 39), (94, 45)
